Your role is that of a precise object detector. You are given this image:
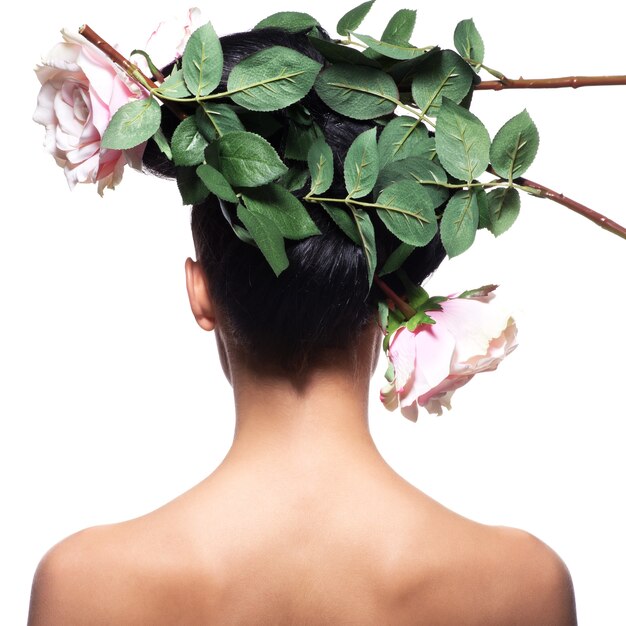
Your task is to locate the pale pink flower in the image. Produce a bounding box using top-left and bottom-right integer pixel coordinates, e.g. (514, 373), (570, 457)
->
(33, 30), (144, 194)
(381, 292), (518, 421)
(140, 7), (202, 73)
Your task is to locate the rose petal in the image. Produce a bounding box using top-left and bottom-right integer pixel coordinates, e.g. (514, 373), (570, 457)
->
(97, 152), (126, 195)
(430, 298), (513, 364)
(64, 152), (100, 188)
(400, 401), (419, 422)
(124, 143), (148, 171)
(414, 323), (456, 390)
(389, 328), (418, 392)
(54, 88), (85, 139)
(34, 42), (80, 83)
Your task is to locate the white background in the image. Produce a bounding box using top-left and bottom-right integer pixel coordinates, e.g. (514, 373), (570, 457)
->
(1, 0), (625, 623)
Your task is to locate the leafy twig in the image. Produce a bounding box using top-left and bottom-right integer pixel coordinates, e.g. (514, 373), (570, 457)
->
(476, 75), (626, 91)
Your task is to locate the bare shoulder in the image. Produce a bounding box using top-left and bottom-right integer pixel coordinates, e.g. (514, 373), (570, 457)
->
(394, 490), (577, 626)
(27, 519), (202, 625)
(28, 525), (129, 625)
(369, 489), (577, 626)
(486, 526), (577, 625)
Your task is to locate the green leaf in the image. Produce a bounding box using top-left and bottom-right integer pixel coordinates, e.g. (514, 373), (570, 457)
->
(435, 97), (491, 182)
(379, 300), (390, 335)
(307, 36), (382, 68)
(203, 141), (220, 170)
(376, 157), (448, 209)
(227, 46), (322, 112)
(194, 109), (216, 142)
(152, 128), (172, 160)
(375, 180), (438, 246)
(387, 46), (441, 84)
(285, 122), (322, 161)
(381, 9), (417, 45)
(383, 317), (402, 351)
(377, 116), (429, 168)
(440, 189), (479, 257)
(278, 167), (310, 192)
(453, 19), (485, 66)
(101, 98), (161, 150)
(352, 33), (425, 60)
(490, 109), (540, 180)
(411, 50), (474, 116)
(360, 47), (385, 63)
(232, 225), (255, 244)
(219, 200), (254, 243)
(196, 163), (238, 203)
(182, 22), (223, 97)
(285, 104), (314, 126)
(344, 128), (379, 198)
(308, 138), (334, 195)
(458, 284), (498, 299)
(351, 207), (377, 287)
(315, 64), (398, 120)
(477, 187), (490, 229)
(171, 117), (208, 166)
(487, 187), (521, 236)
(405, 308), (441, 331)
(321, 202), (360, 244)
(254, 11), (320, 32)
(217, 131), (287, 187)
(196, 103), (245, 139)
(237, 204), (289, 276)
(337, 0), (375, 36)
(176, 167), (209, 205)
(379, 242), (415, 276)
(242, 183), (320, 239)
(158, 66), (193, 98)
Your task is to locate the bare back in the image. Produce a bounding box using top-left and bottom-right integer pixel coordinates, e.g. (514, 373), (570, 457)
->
(29, 456), (576, 625)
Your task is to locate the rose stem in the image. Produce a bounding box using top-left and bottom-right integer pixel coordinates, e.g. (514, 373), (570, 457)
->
(518, 176), (626, 240)
(475, 75), (626, 90)
(78, 24), (187, 120)
(373, 276), (416, 320)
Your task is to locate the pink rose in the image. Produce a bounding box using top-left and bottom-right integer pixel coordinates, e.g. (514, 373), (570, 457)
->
(140, 7), (202, 73)
(33, 30), (144, 194)
(381, 292), (518, 421)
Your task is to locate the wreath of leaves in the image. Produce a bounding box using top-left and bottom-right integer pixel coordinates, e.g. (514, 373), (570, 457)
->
(102, 3), (540, 282)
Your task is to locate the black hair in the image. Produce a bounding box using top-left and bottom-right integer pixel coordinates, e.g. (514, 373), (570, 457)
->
(142, 27), (446, 372)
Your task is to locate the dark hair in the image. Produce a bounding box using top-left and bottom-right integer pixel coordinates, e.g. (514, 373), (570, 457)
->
(143, 27), (446, 372)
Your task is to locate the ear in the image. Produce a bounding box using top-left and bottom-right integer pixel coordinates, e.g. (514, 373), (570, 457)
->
(185, 258), (215, 331)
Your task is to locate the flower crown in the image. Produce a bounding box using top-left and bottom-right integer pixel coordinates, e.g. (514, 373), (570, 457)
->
(34, 3), (626, 420)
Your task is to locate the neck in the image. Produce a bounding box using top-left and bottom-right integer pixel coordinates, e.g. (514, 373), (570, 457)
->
(220, 326), (387, 474)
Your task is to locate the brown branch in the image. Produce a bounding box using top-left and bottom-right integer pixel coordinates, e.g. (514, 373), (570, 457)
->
(78, 24), (187, 120)
(475, 75), (626, 91)
(517, 176), (626, 240)
(373, 276), (416, 320)
(79, 25), (157, 89)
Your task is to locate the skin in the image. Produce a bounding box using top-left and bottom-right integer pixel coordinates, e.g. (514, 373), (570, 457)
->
(28, 258), (577, 625)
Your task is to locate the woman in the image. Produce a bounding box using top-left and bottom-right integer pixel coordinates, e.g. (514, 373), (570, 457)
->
(28, 21), (577, 626)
